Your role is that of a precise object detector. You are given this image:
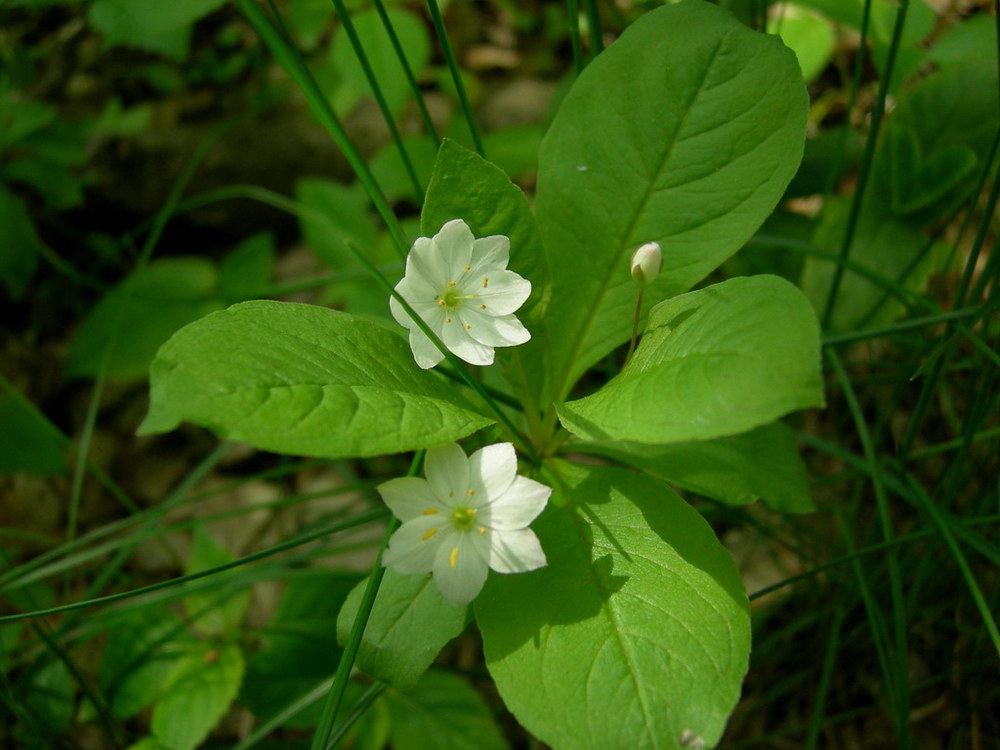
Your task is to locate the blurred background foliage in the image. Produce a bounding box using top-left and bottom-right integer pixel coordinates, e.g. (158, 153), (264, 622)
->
(1, 0), (998, 747)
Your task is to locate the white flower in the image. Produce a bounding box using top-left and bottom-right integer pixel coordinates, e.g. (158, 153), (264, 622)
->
(389, 219), (532, 369)
(378, 442), (550, 606)
(630, 241), (662, 286)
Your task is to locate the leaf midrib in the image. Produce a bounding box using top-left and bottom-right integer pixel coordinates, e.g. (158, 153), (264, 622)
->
(551, 30), (731, 405)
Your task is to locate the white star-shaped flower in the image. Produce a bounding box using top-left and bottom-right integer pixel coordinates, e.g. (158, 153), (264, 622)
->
(378, 442), (550, 606)
(389, 219), (532, 369)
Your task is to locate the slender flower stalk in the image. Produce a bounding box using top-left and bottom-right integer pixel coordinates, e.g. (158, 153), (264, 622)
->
(625, 242), (661, 365)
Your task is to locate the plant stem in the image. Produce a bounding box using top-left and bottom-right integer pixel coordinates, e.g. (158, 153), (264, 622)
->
(310, 452), (419, 750)
(624, 288), (643, 366)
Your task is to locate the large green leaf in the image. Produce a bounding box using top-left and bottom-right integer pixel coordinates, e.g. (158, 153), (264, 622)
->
(336, 569), (469, 689)
(575, 422), (815, 514)
(534, 0), (807, 404)
(383, 670), (509, 750)
(558, 276), (824, 444)
(477, 461), (750, 749)
(139, 300), (493, 458)
(66, 257), (223, 381)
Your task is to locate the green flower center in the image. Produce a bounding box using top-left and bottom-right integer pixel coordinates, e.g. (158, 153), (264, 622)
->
(442, 287), (463, 308)
(451, 506), (477, 530)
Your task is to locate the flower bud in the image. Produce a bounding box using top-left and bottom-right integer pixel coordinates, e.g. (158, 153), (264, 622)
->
(630, 242), (662, 286)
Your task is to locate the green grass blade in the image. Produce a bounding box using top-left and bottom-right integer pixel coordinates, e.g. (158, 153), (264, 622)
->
(566, 0), (584, 74)
(309, 452), (417, 750)
(425, 0), (485, 157)
(372, 0), (440, 146)
(237, 0), (409, 257)
(901, 473), (1000, 659)
(827, 347), (911, 745)
(821, 0), (911, 329)
(329, 0), (424, 198)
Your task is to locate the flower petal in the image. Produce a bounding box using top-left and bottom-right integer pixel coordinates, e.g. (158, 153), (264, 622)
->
(477, 271), (531, 315)
(432, 219), (475, 276)
(432, 530), (489, 606)
(468, 443), (518, 502)
(383, 515), (446, 575)
(408, 328), (444, 369)
(441, 318), (495, 366)
(405, 236), (445, 289)
(489, 476), (551, 530)
(425, 442), (470, 503)
(458, 308), (530, 348)
(390, 279), (440, 330)
(468, 235), (510, 273)
(489, 527), (546, 573)
(377, 476), (442, 521)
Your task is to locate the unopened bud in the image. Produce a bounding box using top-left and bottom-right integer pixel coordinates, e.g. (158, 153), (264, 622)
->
(630, 242), (662, 286)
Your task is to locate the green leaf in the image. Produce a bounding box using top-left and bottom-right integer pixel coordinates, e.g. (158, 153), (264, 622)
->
(219, 233), (275, 299)
(576, 422), (815, 514)
(66, 257), (223, 381)
(421, 140), (547, 304)
(150, 642), (244, 750)
(369, 136), (439, 204)
(801, 200), (942, 333)
(384, 670), (509, 750)
(558, 276), (824, 444)
(295, 178), (376, 270)
(867, 59), (999, 225)
(21, 659), (75, 733)
(886, 125), (976, 215)
(0, 185), (41, 299)
(99, 608), (195, 719)
(139, 300), (494, 458)
(775, 6), (834, 83)
(330, 8), (431, 116)
(336, 569), (469, 689)
(420, 139), (550, 408)
(476, 461), (750, 749)
(928, 15), (996, 70)
(88, 0), (227, 59)
(183, 528), (251, 636)
(0, 396), (67, 476)
(242, 571), (360, 729)
(534, 0), (807, 403)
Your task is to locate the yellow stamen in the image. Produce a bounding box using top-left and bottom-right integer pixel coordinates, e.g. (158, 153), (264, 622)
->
(467, 489), (476, 496)
(437, 299), (445, 306)
(449, 547), (459, 568)
(447, 281), (457, 287)
(464, 265), (471, 271)
(445, 317), (452, 323)
(422, 508), (439, 515)
(465, 324), (472, 330)
(479, 304), (486, 310)
(448, 491), (455, 498)
(422, 527), (439, 541)
(478, 527), (486, 535)
(481, 277), (489, 288)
